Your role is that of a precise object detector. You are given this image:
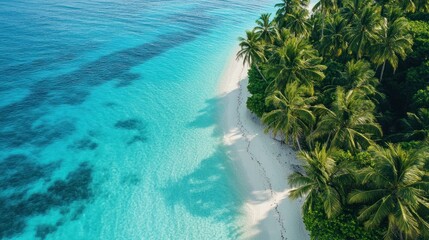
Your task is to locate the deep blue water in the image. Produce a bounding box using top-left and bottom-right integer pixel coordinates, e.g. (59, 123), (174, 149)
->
(0, 0), (277, 239)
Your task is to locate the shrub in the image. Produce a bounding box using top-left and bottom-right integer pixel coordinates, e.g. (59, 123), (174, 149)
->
(246, 65), (270, 117)
(303, 201), (384, 240)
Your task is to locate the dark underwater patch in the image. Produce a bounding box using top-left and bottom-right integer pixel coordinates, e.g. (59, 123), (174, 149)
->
(104, 102), (117, 107)
(0, 162), (93, 239)
(70, 138), (98, 151)
(0, 155), (61, 190)
(0, 42), (98, 81)
(70, 204), (86, 221)
(0, 119), (76, 149)
(114, 119), (143, 130)
(0, 8), (215, 151)
(115, 72), (140, 88)
(0, 5), (216, 237)
(31, 121), (76, 147)
(120, 173), (141, 186)
(35, 224), (57, 240)
(127, 135), (147, 145)
(114, 119), (148, 145)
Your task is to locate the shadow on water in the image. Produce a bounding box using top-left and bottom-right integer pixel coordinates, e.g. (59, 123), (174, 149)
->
(172, 88), (246, 238)
(184, 81), (306, 239)
(0, 2), (245, 239)
(0, 5), (221, 239)
(161, 146), (244, 239)
(0, 157), (93, 239)
(187, 97), (224, 137)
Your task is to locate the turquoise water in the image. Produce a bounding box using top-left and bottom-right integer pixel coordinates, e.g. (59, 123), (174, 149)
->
(0, 0), (277, 239)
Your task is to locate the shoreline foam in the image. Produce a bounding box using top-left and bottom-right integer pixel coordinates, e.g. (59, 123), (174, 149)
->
(218, 51), (310, 239)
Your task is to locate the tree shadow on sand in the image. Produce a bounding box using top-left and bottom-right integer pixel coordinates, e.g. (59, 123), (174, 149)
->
(161, 146), (245, 239)
(186, 77), (308, 239)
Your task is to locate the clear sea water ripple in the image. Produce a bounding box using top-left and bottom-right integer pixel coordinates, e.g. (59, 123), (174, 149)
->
(0, 0), (276, 239)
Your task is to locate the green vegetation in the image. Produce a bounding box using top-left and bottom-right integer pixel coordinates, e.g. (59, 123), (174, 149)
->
(237, 0), (429, 239)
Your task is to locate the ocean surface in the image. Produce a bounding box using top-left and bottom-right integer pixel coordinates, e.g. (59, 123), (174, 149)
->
(0, 0), (277, 239)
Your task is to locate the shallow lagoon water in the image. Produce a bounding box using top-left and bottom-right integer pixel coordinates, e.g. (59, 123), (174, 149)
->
(0, 0), (277, 239)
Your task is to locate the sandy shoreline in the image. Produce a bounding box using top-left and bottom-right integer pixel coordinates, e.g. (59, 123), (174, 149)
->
(218, 51), (309, 239)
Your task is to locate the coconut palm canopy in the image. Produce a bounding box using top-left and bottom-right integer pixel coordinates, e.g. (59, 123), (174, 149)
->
(239, 0), (429, 238)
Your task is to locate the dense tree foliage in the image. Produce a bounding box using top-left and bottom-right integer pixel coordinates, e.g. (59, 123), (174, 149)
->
(288, 145), (352, 217)
(349, 144), (429, 239)
(262, 82), (315, 149)
(303, 199), (384, 240)
(237, 0), (429, 239)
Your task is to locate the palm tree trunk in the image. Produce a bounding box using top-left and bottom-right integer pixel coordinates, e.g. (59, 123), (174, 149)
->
(356, 37), (363, 59)
(321, 8), (325, 40)
(379, 61), (386, 82)
(326, 132), (332, 147)
(379, 20), (388, 82)
(296, 136), (302, 151)
(255, 65), (268, 82)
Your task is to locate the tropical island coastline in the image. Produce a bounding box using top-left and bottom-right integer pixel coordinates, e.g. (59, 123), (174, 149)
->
(219, 53), (309, 239)
(230, 0), (429, 239)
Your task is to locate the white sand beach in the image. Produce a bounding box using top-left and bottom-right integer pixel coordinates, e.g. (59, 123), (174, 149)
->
(218, 52), (310, 240)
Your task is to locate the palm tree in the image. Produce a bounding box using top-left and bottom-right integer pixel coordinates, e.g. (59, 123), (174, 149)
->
(275, 0), (310, 27)
(415, 0), (429, 12)
(349, 144), (429, 240)
(371, 17), (413, 82)
(322, 60), (380, 106)
(288, 145), (352, 218)
(254, 13), (276, 44)
(402, 108), (429, 140)
(272, 28), (291, 48)
(383, 4), (405, 23)
(268, 37), (326, 91)
(283, 8), (311, 37)
(312, 0), (338, 39)
(262, 82), (315, 149)
(310, 87), (382, 151)
(319, 14), (348, 57)
(340, 60), (379, 95)
(398, 0), (429, 13)
(237, 30), (267, 81)
(346, 4), (382, 59)
(340, 0), (369, 24)
(399, 0), (417, 13)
